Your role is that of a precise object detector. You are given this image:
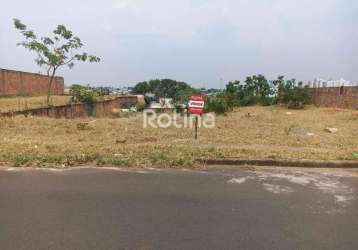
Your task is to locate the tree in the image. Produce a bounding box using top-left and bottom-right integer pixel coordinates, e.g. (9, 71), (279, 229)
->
(223, 80), (241, 108)
(272, 75), (285, 102)
(132, 81), (150, 95)
(244, 75), (273, 105)
(205, 96), (230, 114)
(174, 87), (194, 105)
(222, 75), (274, 107)
(13, 19), (100, 105)
(132, 79), (194, 102)
(276, 77), (310, 109)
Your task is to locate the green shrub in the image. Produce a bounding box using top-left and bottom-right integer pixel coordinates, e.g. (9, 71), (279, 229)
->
(277, 80), (310, 109)
(12, 154), (33, 167)
(205, 97), (230, 114)
(219, 76), (310, 110)
(223, 75), (275, 107)
(69, 84), (99, 106)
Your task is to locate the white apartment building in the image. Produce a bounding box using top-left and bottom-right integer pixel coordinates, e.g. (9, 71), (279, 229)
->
(308, 78), (355, 88)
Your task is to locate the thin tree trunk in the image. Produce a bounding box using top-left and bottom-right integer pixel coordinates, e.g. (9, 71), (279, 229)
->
(46, 68), (56, 106)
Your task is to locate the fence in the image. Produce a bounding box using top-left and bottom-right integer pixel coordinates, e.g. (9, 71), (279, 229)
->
(0, 68), (64, 96)
(310, 86), (358, 110)
(0, 96), (138, 118)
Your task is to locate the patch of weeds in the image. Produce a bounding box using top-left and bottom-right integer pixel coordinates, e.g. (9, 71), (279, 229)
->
(109, 158), (132, 166)
(44, 144), (59, 152)
(71, 153), (97, 164)
(171, 158), (186, 167)
(339, 153), (358, 161)
(207, 147), (216, 153)
(76, 122), (92, 130)
(352, 153), (358, 160)
(9, 153), (98, 167)
(285, 123), (299, 135)
(285, 123), (309, 136)
(206, 149), (226, 158)
(97, 156), (133, 167)
(96, 157), (108, 166)
(150, 151), (169, 165)
(12, 154), (34, 167)
(39, 154), (66, 164)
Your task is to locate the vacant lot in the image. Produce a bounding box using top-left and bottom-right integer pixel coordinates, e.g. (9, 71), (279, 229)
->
(0, 95), (71, 112)
(0, 106), (357, 167)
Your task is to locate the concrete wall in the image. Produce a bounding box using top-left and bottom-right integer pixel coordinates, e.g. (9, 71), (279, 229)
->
(310, 86), (358, 110)
(0, 96), (138, 118)
(0, 68), (64, 96)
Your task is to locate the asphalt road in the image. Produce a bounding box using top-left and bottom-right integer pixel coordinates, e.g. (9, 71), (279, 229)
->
(0, 166), (358, 250)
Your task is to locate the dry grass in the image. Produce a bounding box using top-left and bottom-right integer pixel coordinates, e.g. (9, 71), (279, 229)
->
(0, 95), (71, 112)
(0, 105), (357, 167)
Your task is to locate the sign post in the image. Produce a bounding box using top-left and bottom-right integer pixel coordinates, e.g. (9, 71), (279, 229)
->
(188, 95), (205, 140)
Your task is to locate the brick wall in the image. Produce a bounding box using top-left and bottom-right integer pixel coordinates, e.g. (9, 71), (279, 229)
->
(0, 68), (64, 96)
(0, 96), (139, 118)
(310, 86), (358, 110)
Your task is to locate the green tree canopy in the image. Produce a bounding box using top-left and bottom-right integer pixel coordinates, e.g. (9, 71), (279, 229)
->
(132, 79), (195, 103)
(13, 19), (100, 104)
(220, 75), (310, 109)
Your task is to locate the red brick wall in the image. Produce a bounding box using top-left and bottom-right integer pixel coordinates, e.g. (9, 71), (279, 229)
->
(0, 96), (139, 118)
(311, 87), (358, 110)
(0, 68), (64, 96)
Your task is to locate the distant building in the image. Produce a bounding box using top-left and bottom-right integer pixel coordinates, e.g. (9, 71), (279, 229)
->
(199, 88), (221, 96)
(105, 86), (131, 96)
(148, 98), (175, 110)
(145, 93), (155, 98)
(309, 78), (355, 88)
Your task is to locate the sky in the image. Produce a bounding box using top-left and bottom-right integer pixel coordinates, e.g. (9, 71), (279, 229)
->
(0, 0), (357, 88)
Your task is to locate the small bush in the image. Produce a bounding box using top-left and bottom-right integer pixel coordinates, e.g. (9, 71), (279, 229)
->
(97, 156), (133, 167)
(12, 154), (33, 167)
(219, 75), (311, 110)
(338, 153), (358, 161)
(222, 75), (276, 107)
(277, 80), (310, 109)
(76, 122), (92, 130)
(70, 84), (99, 106)
(205, 97), (230, 114)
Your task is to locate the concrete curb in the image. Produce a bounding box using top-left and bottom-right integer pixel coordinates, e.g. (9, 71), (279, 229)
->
(197, 159), (358, 168)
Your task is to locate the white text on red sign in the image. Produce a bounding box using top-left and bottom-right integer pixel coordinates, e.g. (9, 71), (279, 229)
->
(188, 100), (204, 108)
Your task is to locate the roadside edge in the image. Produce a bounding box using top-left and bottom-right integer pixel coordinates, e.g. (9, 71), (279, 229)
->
(197, 159), (358, 168)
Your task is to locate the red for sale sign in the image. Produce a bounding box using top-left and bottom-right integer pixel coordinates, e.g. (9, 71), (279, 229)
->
(188, 95), (205, 114)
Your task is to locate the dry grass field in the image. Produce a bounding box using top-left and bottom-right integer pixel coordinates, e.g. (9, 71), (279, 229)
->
(0, 105), (357, 168)
(0, 95), (71, 112)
